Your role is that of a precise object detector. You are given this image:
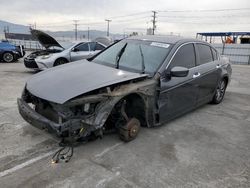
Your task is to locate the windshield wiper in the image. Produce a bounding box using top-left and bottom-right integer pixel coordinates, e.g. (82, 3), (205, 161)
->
(115, 43), (127, 69)
(139, 45), (145, 74)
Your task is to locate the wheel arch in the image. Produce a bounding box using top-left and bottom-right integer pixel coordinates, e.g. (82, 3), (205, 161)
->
(117, 93), (147, 126)
(94, 92), (148, 129)
(222, 75), (229, 86)
(53, 57), (69, 66)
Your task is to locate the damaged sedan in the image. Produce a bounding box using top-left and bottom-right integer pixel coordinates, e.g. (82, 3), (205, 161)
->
(18, 35), (232, 142)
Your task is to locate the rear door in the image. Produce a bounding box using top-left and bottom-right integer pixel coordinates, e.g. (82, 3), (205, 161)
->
(159, 43), (199, 123)
(194, 43), (221, 105)
(70, 42), (91, 61)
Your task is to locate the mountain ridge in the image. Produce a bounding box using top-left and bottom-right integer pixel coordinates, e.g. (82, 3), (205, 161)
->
(0, 20), (123, 40)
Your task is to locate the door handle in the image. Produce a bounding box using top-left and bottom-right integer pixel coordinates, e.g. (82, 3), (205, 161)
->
(193, 72), (201, 79)
(216, 64), (221, 69)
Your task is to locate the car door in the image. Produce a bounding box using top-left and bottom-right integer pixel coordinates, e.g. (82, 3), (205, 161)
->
(194, 43), (221, 106)
(158, 43), (199, 123)
(95, 42), (106, 52)
(70, 42), (90, 61)
(89, 42), (97, 57)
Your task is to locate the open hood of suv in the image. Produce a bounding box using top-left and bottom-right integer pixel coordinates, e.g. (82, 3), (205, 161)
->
(26, 60), (147, 104)
(31, 29), (63, 49)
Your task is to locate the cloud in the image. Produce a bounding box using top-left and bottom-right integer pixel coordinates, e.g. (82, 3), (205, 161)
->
(0, 0), (249, 36)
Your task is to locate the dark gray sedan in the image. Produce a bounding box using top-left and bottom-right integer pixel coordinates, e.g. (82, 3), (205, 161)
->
(18, 35), (232, 142)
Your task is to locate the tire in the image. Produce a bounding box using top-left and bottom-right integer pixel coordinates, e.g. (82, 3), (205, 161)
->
(211, 79), (227, 104)
(2, 52), (14, 63)
(118, 118), (141, 142)
(54, 58), (68, 66)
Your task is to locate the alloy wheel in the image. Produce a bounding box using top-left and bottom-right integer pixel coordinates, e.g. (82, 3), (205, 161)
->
(3, 53), (14, 62)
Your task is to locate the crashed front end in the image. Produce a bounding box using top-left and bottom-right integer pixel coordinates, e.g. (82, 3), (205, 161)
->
(17, 79), (156, 140)
(18, 89), (110, 140)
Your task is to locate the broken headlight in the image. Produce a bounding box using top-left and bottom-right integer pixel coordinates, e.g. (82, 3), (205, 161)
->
(74, 102), (99, 116)
(41, 54), (52, 59)
(84, 103), (90, 113)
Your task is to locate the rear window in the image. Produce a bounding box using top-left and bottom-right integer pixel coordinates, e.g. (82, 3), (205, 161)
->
(197, 44), (213, 65)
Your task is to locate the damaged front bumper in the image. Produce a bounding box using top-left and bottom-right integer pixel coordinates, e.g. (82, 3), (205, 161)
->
(17, 98), (91, 137)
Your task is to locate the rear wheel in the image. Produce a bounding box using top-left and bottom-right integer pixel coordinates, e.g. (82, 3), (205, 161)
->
(3, 52), (14, 62)
(211, 79), (227, 104)
(54, 58), (68, 66)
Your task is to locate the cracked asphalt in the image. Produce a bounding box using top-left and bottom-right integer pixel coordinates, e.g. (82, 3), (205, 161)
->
(0, 60), (249, 188)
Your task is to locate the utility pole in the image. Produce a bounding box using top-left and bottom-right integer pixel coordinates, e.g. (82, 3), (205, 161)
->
(73, 20), (79, 40)
(28, 24), (34, 30)
(105, 19), (111, 37)
(3, 26), (8, 39)
(152, 11), (157, 35)
(4, 26), (9, 33)
(87, 27), (90, 40)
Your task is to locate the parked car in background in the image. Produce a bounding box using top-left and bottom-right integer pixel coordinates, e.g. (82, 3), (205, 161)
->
(24, 29), (107, 70)
(18, 35), (232, 142)
(0, 40), (25, 62)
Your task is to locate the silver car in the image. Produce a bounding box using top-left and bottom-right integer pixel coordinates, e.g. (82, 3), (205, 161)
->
(24, 29), (107, 70)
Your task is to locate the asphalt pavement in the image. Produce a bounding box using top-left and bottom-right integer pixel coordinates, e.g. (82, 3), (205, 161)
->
(0, 60), (249, 188)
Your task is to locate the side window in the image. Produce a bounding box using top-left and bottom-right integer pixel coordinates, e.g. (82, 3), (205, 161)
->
(197, 44), (213, 65)
(96, 43), (105, 51)
(168, 43), (196, 70)
(75, 43), (89, 51)
(211, 48), (218, 61)
(89, 42), (96, 51)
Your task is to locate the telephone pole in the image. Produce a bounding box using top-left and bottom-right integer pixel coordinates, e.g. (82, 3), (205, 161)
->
(87, 27), (90, 40)
(73, 20), (79, 40)
(152, 11), (157, 35)
(105, 19), (111, 37)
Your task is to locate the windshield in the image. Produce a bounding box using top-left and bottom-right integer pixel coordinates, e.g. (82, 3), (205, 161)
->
(93, 39), (171, 74)
(48, 42), (75, 50)
(60, 42), (75, 49)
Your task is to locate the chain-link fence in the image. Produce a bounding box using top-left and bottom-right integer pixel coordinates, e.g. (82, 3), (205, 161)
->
(7, 39), (44, 50)
(213, 43), (250, 65)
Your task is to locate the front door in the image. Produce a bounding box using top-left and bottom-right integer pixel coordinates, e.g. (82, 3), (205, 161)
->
(70, 42), (91, 61)
(158, 43), (199, 123)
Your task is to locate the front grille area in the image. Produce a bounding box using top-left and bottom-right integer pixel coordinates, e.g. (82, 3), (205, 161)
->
(24, 58), (38, 68)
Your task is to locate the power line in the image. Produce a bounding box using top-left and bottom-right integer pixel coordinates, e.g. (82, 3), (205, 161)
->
(157, 20), (250, 25)
(158, 7), (250, 13)
(108, 11), (150, 19)
(112, 16), (150, 23)
(158, 14), (250, 19)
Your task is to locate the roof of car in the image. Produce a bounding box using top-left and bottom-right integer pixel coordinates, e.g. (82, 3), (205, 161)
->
(128, 35), (202, 44)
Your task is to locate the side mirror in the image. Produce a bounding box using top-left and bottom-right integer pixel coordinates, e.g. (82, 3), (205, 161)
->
(72, 48), (79, 52)
(170, 66), (189, 77)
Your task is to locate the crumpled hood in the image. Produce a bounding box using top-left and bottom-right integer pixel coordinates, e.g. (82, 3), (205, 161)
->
(26, 60), (147, 104)
(31, 29), (63, 49)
